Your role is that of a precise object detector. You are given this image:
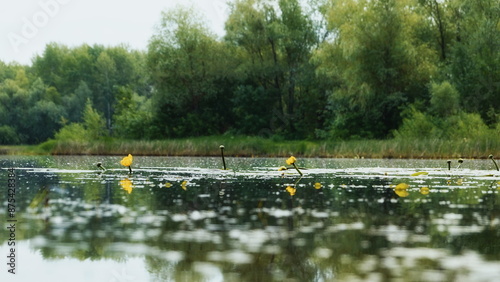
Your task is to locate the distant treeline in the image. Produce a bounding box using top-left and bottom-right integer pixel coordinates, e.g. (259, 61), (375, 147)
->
(1, 0), (499, 145)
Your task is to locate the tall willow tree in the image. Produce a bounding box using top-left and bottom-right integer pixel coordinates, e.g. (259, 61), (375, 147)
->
(418, 0), (455, 62)
(95, 52), (116, 134)
(148, 6), (234, 137)
(447, 0), (500, 124)
(225, 0), (323, 138)
(316, 0), (437, 138)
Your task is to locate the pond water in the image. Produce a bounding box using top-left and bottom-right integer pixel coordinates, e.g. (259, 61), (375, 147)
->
(1, 156), (500, 282)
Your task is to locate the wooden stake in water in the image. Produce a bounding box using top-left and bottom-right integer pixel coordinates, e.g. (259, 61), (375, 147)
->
(220, 145), (227, 170)
(489, 155), (499, 171)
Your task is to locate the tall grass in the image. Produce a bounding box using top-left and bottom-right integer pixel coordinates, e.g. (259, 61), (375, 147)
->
(24, 136), (500, 159)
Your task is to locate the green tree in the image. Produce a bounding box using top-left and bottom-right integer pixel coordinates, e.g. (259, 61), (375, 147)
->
(53, 100), (106, 142)
(95, 51), (116, 134)
(225, 0), (323, 138)
(32, 43), (152, 139)
(316, 0), (437, 139)
(113, 86), (155, 139)
(148, 6), (233, 137)
(0, 125), (20, 144)
(0, 66), (32, 143)
(429, 81), (460, 117)
(82, 99), (106, 140)
(31, 43), (66, 88)
(447, 0), (500, 123)
(27, 100), (66, 143)
(63, 80), (92, 123)
(417, 0), (455, 61)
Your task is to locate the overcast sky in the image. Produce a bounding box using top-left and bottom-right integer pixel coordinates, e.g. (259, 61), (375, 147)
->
(0, 0), (229, 65)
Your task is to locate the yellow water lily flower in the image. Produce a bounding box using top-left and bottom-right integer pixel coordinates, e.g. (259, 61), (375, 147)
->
(278, 166), (288, 171)
(120, 154), (133, 173)
(394, 189), (409, 197)
(181, 180), (188, 191)
(285, 156), (303, 176)
(120, 154), (133, 166)
(120, 178), (133, 194)
(420, 187), (430, 195)
(394, 183), (409, 197)
(286, 186), (296, 196)
(314, 183), (322, 189)
(164, 183), (172, 188)
(395, 183), (409, 189)
(286, 156), (297, 165)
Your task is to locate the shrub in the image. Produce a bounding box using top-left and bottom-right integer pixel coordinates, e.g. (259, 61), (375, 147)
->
(444, 112), (490, 139)
(54, 123), (89, 141)
(393, 108), (435, 139)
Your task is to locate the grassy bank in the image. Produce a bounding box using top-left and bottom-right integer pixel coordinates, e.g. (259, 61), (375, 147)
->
(2, 136), (499, 159)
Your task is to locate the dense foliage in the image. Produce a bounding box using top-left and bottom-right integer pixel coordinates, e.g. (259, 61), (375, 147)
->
(0, 0), (499, 145)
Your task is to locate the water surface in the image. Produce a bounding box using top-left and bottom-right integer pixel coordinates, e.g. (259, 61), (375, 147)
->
(1, 156), (500, 281)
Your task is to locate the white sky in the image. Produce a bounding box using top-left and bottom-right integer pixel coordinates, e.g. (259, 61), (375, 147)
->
(0, 0), (229, 65)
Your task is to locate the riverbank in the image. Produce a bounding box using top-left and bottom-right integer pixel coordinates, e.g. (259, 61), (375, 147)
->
(2, 136), (500, 159)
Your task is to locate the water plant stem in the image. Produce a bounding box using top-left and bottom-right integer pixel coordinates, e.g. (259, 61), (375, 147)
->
(294, 175), (303, 186)
(220, 145), (227, 170)
(489, 155), (499, 171)
(128, 166), (132, 174)
(292, 163), (303, 176)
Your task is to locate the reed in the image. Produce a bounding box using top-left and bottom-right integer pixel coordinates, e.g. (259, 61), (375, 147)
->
(3, 136), (500, 159)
